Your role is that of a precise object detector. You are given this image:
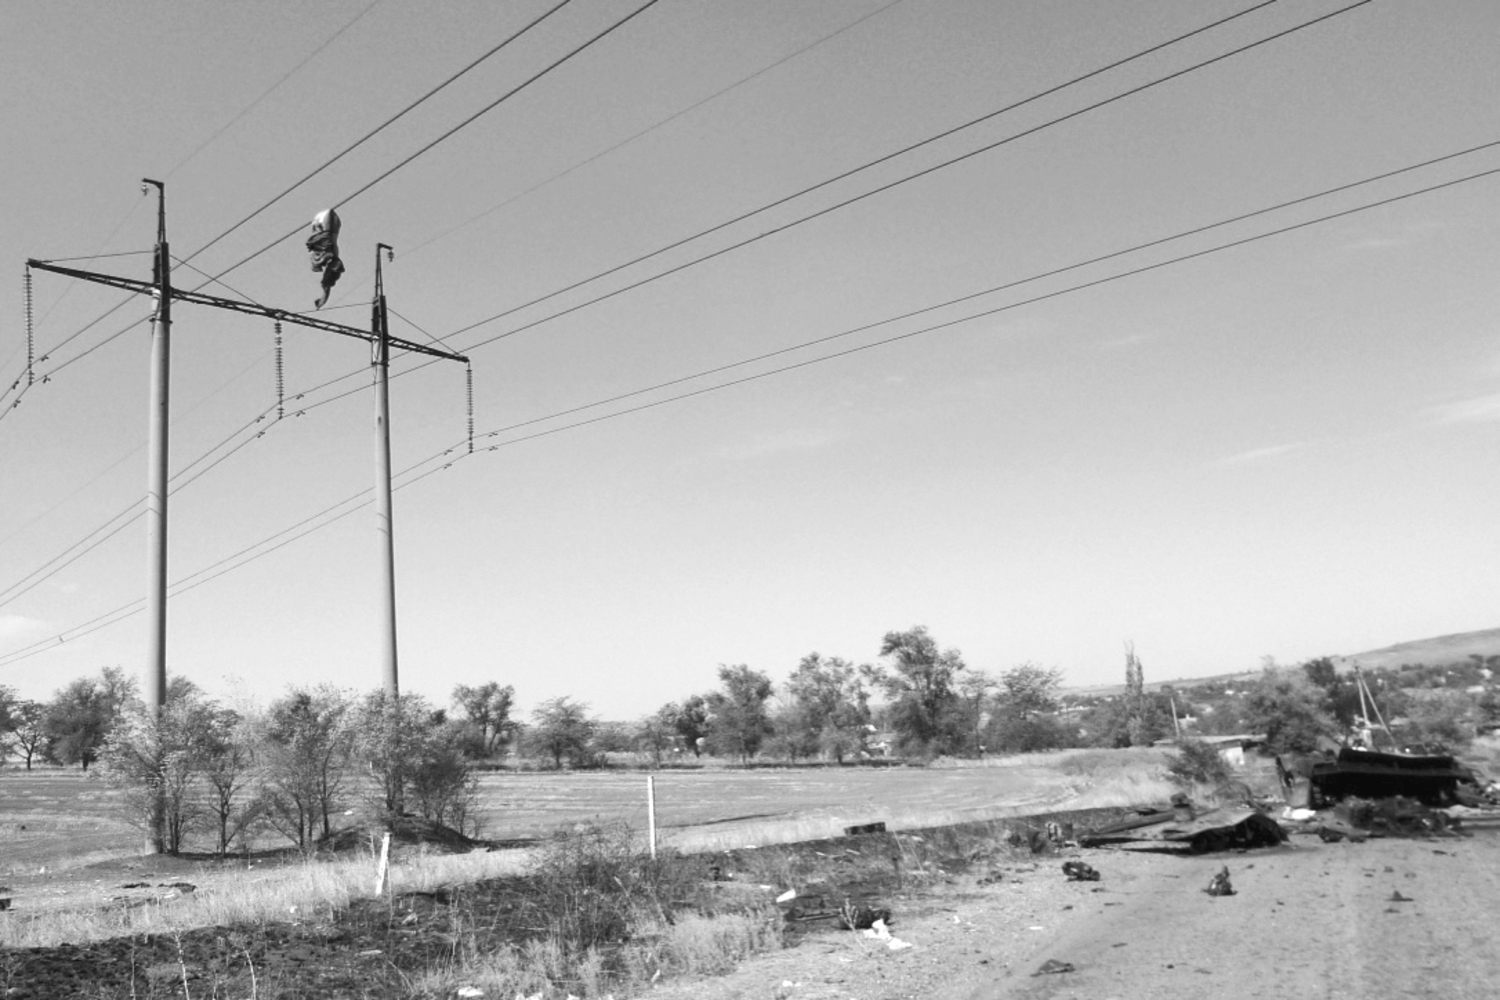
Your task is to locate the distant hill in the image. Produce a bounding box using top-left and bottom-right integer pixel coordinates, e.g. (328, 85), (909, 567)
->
(1065, 669), (1260, 699)
(1064, 626), (1500, 698)
(1330, 627), (1500, 674)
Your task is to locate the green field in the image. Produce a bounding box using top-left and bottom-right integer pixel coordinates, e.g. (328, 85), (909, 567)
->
(1, 751), (1176, 875)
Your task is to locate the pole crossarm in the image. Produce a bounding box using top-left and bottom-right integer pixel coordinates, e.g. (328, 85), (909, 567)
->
(26, 259), (469, 364)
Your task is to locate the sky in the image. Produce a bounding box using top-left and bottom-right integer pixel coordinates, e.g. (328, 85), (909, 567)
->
(1, 0), (1498, 719)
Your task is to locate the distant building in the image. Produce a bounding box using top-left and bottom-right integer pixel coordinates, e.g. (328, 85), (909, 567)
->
(1154, 733), (1265, 768)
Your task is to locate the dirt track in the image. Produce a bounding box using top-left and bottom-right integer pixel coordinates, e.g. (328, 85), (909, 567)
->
(650, 828), (1500, 1000)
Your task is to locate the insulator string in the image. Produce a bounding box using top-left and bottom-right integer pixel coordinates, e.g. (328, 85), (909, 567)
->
(274, 320), (284, 421)
(24, 267), (35, 387)
(465, 362), (475, 454)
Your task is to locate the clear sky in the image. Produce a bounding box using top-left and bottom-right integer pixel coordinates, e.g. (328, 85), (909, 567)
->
(1, 0), (1497, 719)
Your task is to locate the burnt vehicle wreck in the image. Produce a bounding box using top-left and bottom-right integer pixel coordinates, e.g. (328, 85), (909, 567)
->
(1297, 746), (1478, 808)
(1079, 795), (1286, 853)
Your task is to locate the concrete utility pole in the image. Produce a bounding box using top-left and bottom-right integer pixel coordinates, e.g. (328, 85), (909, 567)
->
(142, 179), (170, 855)
(372, 244), (399, 698)
(142, 179), (170, 720)
(27, 186), (469, 850)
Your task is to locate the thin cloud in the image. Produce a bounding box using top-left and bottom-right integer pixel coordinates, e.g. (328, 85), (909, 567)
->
(718, 427), (844, 461)
(0, 613), (47, 642)
(1096, 332), (1152, 350)
(1213, 442), (1310, 467)
(1429, 391), (1500, 425)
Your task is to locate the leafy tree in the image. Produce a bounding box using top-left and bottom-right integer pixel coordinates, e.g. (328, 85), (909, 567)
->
(634, 707), (679, 765)
(706, 664), (774, 762)
(666, 695), (711, 757)
(767, 694), (818, 762)
(3, 700), (47, 770)
(44, 667), (136, 770)
(451, 682), (518, 757)
(525, 697), (597, 769)
(407, 720), (478, 832)
(1077, 697), (1133, 748)
(256, 687), (355, 850)
(98, 693), (225, 854)
(1301, 657), (1361, 727)
(868, 626), (967, 755)
(781, 653), (872, 762)
(1241, 667), (1335, 754)
(1398, 690), (1477, 749)
(986, 663), (1067, 752)
(198, 706), (258, 854)
(354, 690), (479, 830)
(0, 684), (16, 744)
(1167, 737), (1232, 786)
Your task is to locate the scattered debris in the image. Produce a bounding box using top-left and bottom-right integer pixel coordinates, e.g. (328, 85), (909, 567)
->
(843, 822), (886, 836)
(1205, 866), (1234, 897)
(1388, 890), (1413, 903)
(839, 900), (893, 931)
(1080, 799), (1287, 852)
(1062, 861), (1100, 882)
(1033, 959), (1076, 976)
(862, 918), (912, 950)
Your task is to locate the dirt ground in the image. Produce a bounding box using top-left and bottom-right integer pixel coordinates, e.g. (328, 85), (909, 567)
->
(4, 821), (1499, 998)
(647, 825), (1500, 1000)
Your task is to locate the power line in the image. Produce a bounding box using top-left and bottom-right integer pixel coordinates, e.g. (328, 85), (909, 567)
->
(2, 0), (1287, 412)
(446, 0), (1370, 355)
(8, 148), (1496, 666)
(0, 446), (469, 668)
(400, 0), (915, 259)
(457, 162), (1500, 450)
(182, 0), (573, 267)
(162, 0), (388, 181)
(1, 0), (569, 410)
(200, 0), (662, 284)
(153, 0), (1320, 427)
(10, 0), (653, 410)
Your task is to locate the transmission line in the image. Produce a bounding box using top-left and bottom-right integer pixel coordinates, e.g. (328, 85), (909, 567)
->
(446, 0), (1370, 355)
(183, 0), (573, 267)
(400, 0), (914, 259)
(163, 0), (387, 181)
(193, 0), (657, 285)
(120, 0), (1319, 429)
(2, 0), (571, 410)
(8, 145), (1496, 665)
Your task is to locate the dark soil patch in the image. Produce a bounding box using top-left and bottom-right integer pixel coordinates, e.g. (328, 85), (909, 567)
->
(0, 806), (1143, 998)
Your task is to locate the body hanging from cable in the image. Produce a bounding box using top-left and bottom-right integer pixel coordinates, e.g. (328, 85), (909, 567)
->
(306, 208), (344, 309)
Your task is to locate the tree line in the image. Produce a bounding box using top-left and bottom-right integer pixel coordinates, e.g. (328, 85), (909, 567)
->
(6, 626), (1495, 856)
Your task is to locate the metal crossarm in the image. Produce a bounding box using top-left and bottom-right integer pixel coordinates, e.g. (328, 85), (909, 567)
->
(26, 259), (468, 364)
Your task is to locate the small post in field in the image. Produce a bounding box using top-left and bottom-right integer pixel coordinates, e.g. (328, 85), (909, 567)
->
(374, 832), (392, 894)
(646, 776), (657, 859)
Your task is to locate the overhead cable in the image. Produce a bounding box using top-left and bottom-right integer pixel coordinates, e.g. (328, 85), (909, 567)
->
(7, 146), (1496, 665)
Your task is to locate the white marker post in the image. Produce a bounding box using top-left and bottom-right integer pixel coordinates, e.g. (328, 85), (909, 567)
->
(647, 776), (657, 859)
(374, 832), (392, 894)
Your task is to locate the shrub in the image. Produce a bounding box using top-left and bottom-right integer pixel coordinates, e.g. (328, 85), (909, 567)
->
(524, 823), (696, 960)
(1167, 738), (1231, 787)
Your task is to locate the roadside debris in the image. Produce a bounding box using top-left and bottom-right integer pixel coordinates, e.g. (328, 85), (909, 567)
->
(863, 918), (913, 950)
(1062, 861), (1101, 882)
(839, 900), (893, 930)
(1033, 959), (1076, 976)
(1080, 798), (1286, 852)
(1205, 866), (1234, 897)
